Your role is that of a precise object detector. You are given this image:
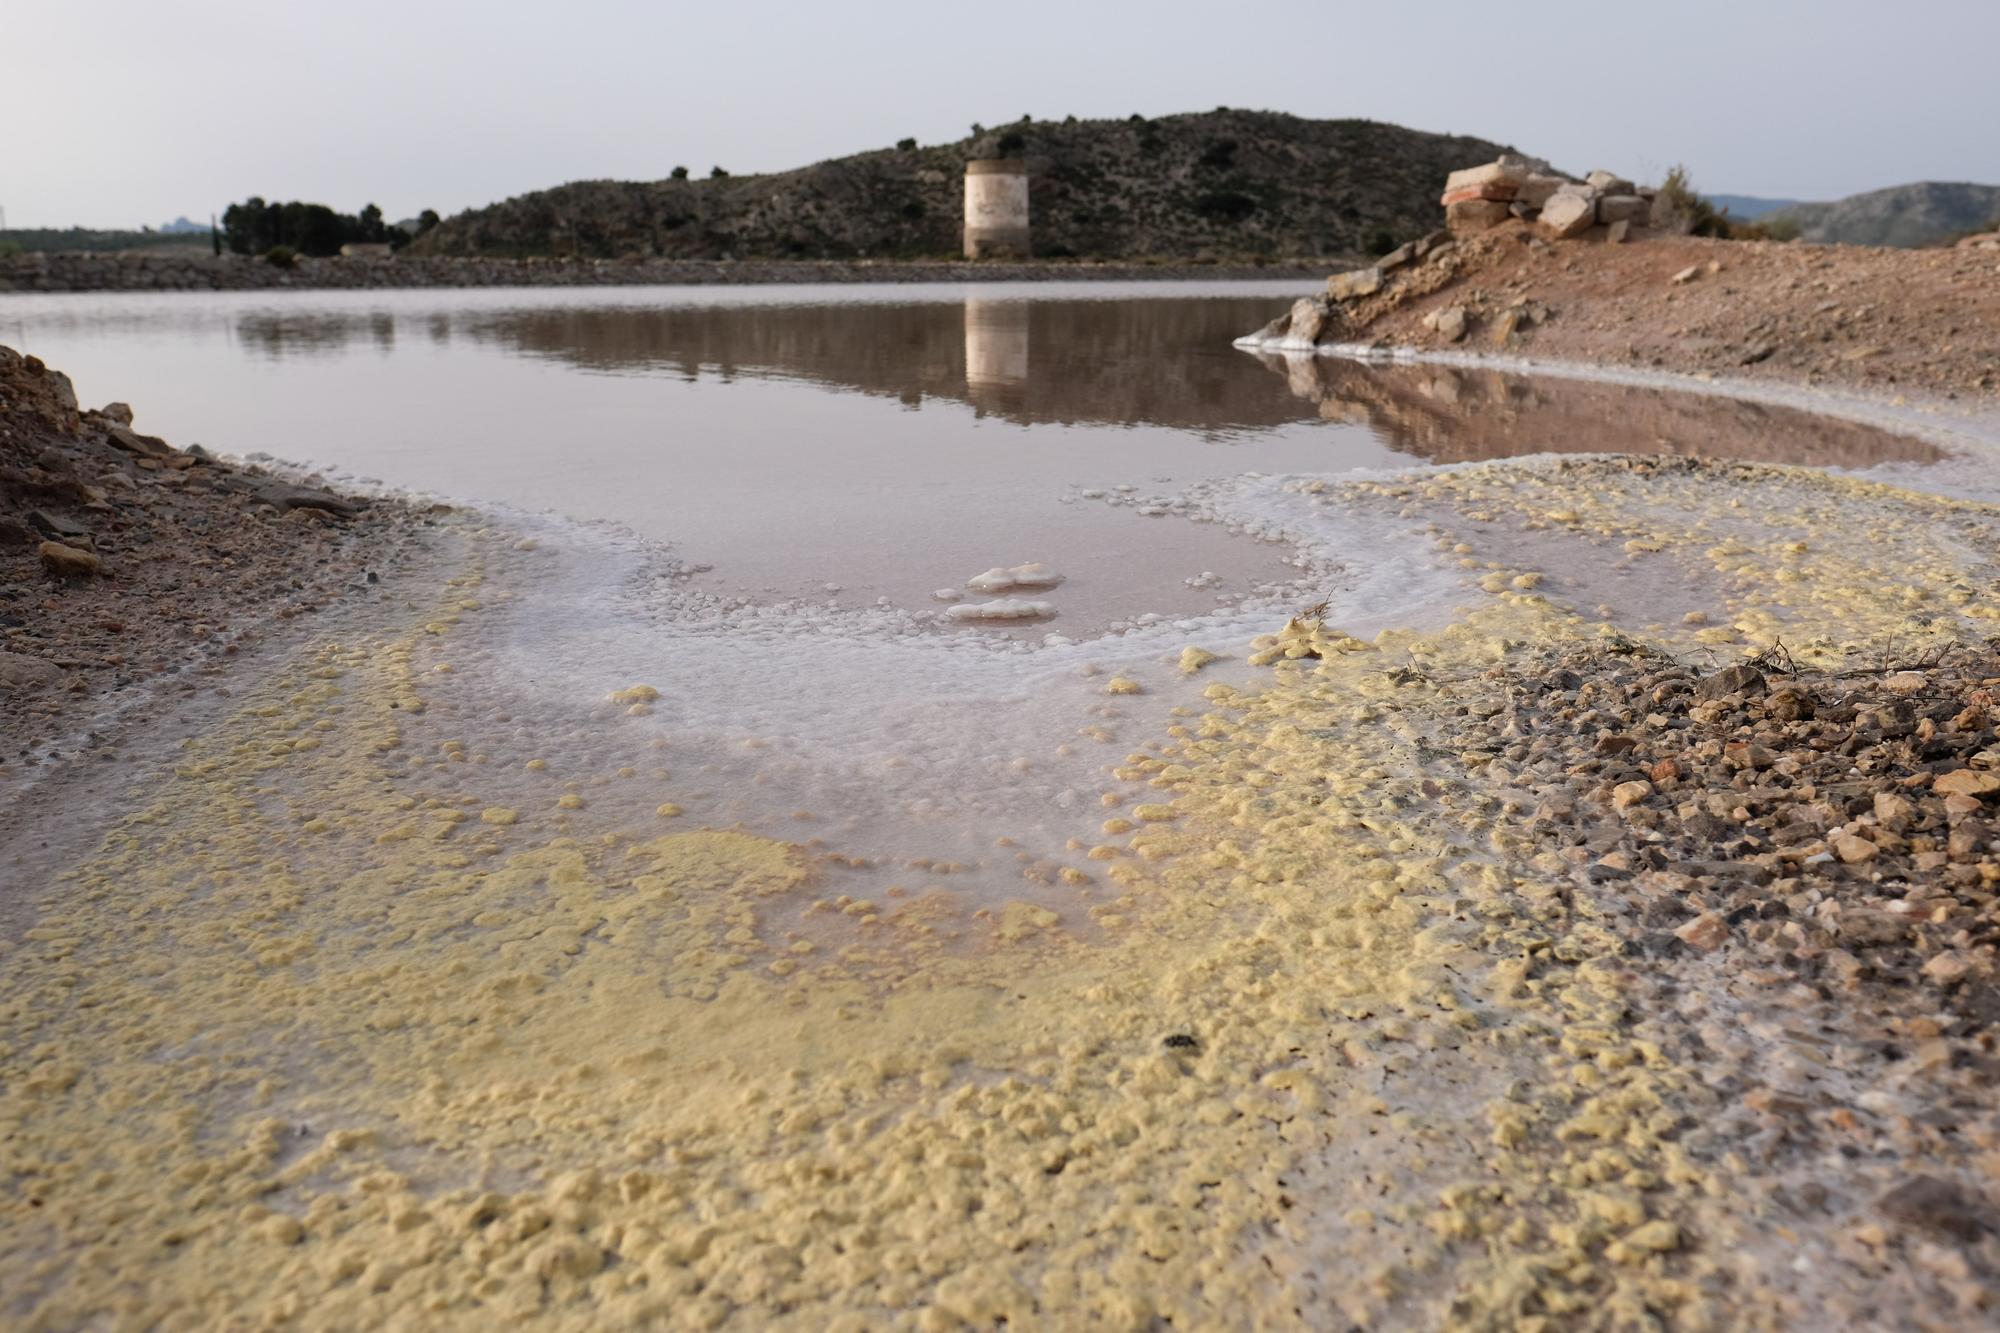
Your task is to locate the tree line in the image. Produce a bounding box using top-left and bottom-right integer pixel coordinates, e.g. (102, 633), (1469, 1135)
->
(220, 199), (442, 258)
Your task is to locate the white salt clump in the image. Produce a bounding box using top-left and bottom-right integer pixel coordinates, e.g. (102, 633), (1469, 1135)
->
(946, 599), (1056, 622)
(933, 588), (962, 602)
(966, 562), (1064, 593)
(1185, 570), (1222, 589)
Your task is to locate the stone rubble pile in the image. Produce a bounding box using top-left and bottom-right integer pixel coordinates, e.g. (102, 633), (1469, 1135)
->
(1441, 154), (1656, 240)
(1246, 154), (1669, 353)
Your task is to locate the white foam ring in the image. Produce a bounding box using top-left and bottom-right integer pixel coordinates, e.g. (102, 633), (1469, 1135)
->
(242, 449), (1469, 910)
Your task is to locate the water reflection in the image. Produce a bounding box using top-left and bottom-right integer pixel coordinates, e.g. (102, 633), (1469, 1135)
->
(5, 285), (1943, 473)
(963, 298), (1030, 411)
(209, 297), (1944, 466)
(1254, 352), (1943, 467)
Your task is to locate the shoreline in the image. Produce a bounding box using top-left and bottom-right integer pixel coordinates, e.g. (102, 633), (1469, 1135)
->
(0, 251), (1334, 295)
(1244, 337), (2000, 478)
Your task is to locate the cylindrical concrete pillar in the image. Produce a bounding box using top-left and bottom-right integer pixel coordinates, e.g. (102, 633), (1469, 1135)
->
(963, 160), (1030, 259)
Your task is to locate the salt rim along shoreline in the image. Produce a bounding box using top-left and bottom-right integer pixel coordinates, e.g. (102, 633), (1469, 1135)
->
(5, 344), (2000, 1326)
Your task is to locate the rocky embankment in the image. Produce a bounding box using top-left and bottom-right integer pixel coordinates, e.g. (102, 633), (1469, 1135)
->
(0, 251), (1324, 294)
(0, 345), (423, 773)
(1244, 154), (2000, 404)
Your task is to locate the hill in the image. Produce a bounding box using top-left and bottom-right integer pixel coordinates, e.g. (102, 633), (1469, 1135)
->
(412, 110), (1519, 262)
(1761, 181), (2000, 248)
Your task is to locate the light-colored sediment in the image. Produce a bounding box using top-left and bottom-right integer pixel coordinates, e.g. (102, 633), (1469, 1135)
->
(7, 438), (2000, 1328)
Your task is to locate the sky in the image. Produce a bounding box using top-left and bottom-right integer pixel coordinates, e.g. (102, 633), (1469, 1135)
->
(5, 0), (1997, 230)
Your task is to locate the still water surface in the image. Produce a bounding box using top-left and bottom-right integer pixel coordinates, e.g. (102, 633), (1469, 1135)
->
(3, 281), (1939, 631)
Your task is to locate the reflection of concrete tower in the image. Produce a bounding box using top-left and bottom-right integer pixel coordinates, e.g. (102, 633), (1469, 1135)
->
(964, 299), (1029, 386)
(963, 160), (1030, 258)
(963, 299), (1030, 411)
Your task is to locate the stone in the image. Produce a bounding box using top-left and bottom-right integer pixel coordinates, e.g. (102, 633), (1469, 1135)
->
(1671, 265), (1702, 285)
(1539, 192), (1597, 239)
(1878, 1176), (1992, 1243)
(1327, 267), (1383, 302)
(1695, 664), (1765, 701)
(1675, 912), (1729, 951)
(26, 509), (89, 540)
(1446, 198), (1513, 233)
(1435, 307), (1468, 342)
(1444, 161), (1529, 195)
(1605, 220), (1631, 245)
(1377, 242), (1416, 273)
(1873, 791), (1916, 828)
(0, 516), (34, 546)
(1766, 686), (1814, 720)
(1412, 229), (1452, 258)
(255, 483), (358, 518)
(1586, 170), (1636, 194)
(99, 401), (134, 425)
(1611, 780), (1653, 809)
(1286, 297), (1328, 345)
(1489, 309), (1523, 346)
(39, 540), (104, 578)
(1516, 175), (1570, 208)
(1442, 184), (1517, 205)
(104, 422), (173, 457)
(1832, 833), (1878, 863)
(0, 650), (64, 693)
(1597, 195), (1650, 225)
(1934, 769), (2000, 799)
(1922, 951), (1972, 986)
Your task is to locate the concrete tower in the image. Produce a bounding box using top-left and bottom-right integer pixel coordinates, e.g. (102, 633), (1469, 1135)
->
(962, 160), (1029, 259)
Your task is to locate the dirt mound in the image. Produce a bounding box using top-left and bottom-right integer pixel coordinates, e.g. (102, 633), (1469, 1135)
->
(0, 346), (420, 774)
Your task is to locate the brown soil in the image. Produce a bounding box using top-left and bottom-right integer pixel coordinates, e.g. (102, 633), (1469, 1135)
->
(1346, 224), (2000, 404)
(0, 345), (427, 779)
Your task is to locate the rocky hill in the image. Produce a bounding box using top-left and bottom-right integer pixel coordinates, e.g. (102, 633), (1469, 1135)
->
(1761, 181), (2000, 248)
(412, 110), (1518, 262)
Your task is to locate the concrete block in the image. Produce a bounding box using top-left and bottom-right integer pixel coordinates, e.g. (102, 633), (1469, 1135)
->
(1445, 198), (1514, 232)
(1597, 194), (1650, 225)
(1445, 160), (1530, 195)
(1540, 192), (1597, 238)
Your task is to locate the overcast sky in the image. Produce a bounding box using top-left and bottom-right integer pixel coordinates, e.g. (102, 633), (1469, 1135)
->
(6, 0), (1995, 229)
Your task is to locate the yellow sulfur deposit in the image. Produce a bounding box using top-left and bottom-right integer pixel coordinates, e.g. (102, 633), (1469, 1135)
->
(8, 457), (1997, 1328)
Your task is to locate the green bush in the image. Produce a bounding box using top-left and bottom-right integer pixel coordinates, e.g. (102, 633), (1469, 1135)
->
(1654, 165), (1730, 237)
(0, 240), (20, 258)
(709, 166), (729, 179)
(670, 166), (689, 181)
(896, 138), (916, 151)
(263, 245), (298, 268)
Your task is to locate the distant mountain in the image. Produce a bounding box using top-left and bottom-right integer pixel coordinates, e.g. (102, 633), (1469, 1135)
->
(1762, 181), (2000, 248)
(158, 216), (207, 234)
(413, 110), (1523, 262)
(1707, 194), (1802, 220)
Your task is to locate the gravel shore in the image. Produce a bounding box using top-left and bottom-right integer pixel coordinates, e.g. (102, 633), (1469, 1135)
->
(0, 345), (429, 785)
